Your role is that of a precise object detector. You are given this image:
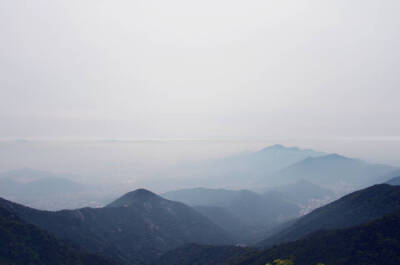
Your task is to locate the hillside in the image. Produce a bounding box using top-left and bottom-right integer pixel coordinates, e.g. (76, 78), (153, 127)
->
(0, 207), (117, 265)
(0, 189), (232, 265)
(154, 244), (255, 265)
(227, 211), (400, 265)
(259, 184), (400, 248)
(156, 211), (400, 265)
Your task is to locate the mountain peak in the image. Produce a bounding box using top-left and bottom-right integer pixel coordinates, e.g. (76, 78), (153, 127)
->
(324, 153), (348, 160)
(260, 144), (287, 152)
(106, 188), (161, 208)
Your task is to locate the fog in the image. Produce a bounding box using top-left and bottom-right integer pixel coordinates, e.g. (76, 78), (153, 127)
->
(1, 0), (400, 208)
(1, 0), (400, 141)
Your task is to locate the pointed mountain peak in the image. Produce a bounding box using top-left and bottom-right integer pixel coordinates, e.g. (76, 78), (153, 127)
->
(106, 188), (161, 208)
(324, 153), (348, 160)
(262, 144), (286, 150)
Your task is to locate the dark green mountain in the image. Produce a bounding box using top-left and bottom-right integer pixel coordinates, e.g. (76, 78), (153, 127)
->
(0, 189), (232, 265)
(259, 184), (400, 248)
(0, 206), (117, 265)
(226, 211), (400, 265)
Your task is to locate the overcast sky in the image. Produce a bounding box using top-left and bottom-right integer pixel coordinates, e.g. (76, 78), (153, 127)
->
(1, 0), (399, 140)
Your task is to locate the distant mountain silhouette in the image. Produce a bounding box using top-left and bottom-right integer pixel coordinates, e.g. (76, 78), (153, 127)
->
(0, 168), (84, 197)
(160, 145), (325, 188)
(258, 184), (400, 248)
(0, 189), (232, 265)
(273, 154), (396, 189)
(386, 176), (400, 186)
(0, 168), (104, 210)
(0, 206), (117, 265)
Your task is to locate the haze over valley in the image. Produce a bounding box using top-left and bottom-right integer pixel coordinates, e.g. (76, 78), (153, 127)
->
(1, 0), (400, 264)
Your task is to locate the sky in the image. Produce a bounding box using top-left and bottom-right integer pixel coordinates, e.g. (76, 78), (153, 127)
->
(1, 0), (400, 141)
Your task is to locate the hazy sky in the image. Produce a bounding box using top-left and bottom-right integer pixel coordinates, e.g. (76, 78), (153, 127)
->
(1, 0), (400, 140)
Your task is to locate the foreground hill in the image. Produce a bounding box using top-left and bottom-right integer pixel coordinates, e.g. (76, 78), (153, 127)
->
(227, 211), (400, 265)
(0, 207), (117, 265)
(156, 211), (400, 265)
(154, 244), (255, 265)
(0, 189), (232, 265)
(259, 184), (400, 248)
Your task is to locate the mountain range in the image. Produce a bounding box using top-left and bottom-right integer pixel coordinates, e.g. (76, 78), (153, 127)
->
(0, 189), (232, 265)
(160, 211), (400, 265)
(158, 145), (325, 189)
(156, 184), (400, 265)
(156, 145), (396, 192)
(163, 187), (301, 243)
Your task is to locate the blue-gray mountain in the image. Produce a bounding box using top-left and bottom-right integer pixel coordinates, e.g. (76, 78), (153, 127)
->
(160, 145), (325, 188)
(271, 153), (396, 189)
(163, 187), (301, 243)
(159, 145), (396, 191)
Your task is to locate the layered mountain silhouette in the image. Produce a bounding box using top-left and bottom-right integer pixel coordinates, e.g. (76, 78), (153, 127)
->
(163, 187), (300, 242)
(160, 145), (325, 188)
(157, 145), (396, 191)
(259, 184), (400, 248)
(265, 179), (334, 206)
(0, 206), (117, 265)
(0, 189), (232, 265)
